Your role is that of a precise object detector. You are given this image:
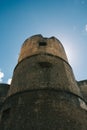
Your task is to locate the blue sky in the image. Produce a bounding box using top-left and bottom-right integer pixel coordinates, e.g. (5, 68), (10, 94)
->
(0, 0), (87, 84)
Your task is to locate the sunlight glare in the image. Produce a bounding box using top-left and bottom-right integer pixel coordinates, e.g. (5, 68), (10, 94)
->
(63, 41), (79, 68)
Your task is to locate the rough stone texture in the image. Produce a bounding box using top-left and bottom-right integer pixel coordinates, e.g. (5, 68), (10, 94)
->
(0, 84), (10, 110)
(9, 54), (81, 97)
(0, 90), (87, 130)
(18, 34), (68, 63)
(78, 80), (87, 102)
(0, 35), (87, 130)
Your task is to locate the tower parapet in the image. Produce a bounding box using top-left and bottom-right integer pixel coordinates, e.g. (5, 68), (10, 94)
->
(18, 34), (68, 63)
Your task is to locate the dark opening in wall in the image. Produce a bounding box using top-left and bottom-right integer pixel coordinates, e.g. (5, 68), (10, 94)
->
(39, 42), (47, 46)
(39, 62), (52, 68)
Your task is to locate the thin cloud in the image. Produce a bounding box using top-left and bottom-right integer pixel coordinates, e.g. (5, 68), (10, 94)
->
(85, 24), (87, 32)
(7, 78), (12, 85)
(0, 70), (4, 83)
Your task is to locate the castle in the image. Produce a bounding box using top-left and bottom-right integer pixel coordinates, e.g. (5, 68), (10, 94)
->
(0, 34), (87, 130)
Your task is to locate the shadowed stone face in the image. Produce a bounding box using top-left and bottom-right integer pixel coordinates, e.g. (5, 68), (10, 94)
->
(78, 80), (87, 102)
(0, 84), (10, 110)
(1, 90), (87, 130)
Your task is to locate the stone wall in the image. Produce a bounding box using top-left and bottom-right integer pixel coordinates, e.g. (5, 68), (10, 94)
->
(0, 84), (10, 110)
(8, 54), (81, 97)
(1, 90), (87, 130)
(18, 35), (68, 63)
(78, 80), (87, 102)
(0, 35), (87, 130)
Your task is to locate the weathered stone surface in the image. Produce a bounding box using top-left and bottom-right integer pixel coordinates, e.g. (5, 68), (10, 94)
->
(0, 84), (10, 110)
(0, 35), (87, 130)
(18, 35), (68, 63)
(1, 90), (87, 130)
(9, 54), (81, 97)
(78, 80), (87, 102)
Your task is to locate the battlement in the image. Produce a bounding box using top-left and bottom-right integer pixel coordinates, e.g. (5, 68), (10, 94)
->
(18, 34), (68, 63)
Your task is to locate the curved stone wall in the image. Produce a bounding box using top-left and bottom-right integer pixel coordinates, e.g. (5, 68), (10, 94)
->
(18, 35), (68, 63)
(1, 35), (87, 130)
(1, 90), (87, 130)
(8, 54), (81, 97)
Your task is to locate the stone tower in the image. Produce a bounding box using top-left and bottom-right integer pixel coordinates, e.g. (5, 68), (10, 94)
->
(0, 35), (87, 130)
